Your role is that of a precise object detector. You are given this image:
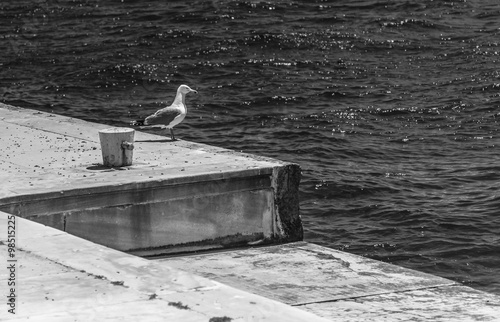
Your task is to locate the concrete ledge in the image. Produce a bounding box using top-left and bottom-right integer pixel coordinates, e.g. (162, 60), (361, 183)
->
(0, 103), (303, 254)
(0, 211), (328, 321)
(161, 242), (500, 321)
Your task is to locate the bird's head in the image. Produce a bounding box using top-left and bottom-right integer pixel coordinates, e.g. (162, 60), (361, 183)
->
(178, 85), (198, 95)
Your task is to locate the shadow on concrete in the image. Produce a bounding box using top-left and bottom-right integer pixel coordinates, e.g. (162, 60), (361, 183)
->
(135, 139), (174, 143)
(86, 165), (127, 171)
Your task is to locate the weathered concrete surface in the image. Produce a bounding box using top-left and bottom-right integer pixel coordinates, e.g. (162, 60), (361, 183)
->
(3, 214), (498, 322)
(0, 103), (302, 255)
(0, 212), (328, 321)
(161, 242), (500, 321)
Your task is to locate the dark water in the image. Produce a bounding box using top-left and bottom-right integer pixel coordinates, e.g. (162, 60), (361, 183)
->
(2, 0), (500, 294)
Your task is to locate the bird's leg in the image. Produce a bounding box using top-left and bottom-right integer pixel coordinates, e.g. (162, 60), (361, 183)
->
(170, 128), (176, 141)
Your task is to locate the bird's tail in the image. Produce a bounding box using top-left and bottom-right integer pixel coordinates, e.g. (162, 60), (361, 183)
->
(130, 119), (145, 126)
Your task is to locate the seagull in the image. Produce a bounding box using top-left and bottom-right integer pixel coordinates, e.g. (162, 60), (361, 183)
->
(131, 84), (198, 141)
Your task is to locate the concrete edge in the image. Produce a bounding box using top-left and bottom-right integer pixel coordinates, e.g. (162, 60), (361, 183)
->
(272, 164), (303, 242)
(0, 169), (273, 215)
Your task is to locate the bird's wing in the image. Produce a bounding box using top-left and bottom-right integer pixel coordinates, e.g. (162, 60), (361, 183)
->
(144, 107), (181, 126)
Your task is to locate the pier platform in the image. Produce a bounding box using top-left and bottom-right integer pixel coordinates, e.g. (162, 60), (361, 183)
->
(0, 103), (302, 255)
(1, 103), (499, 321)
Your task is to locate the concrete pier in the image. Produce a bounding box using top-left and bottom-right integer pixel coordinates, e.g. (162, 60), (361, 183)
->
(1, 103), (499, 321)
(0, 103), (302, 255)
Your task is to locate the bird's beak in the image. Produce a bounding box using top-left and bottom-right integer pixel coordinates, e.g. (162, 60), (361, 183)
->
(191, 89), (198, 94)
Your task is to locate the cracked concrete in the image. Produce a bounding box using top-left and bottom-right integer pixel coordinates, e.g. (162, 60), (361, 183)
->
(161, 242), (500, 321)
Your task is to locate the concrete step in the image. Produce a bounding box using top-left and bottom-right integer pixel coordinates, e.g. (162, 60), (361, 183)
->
(160, 242), (500, 321)
(0, 211), (329, 321)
